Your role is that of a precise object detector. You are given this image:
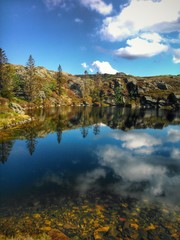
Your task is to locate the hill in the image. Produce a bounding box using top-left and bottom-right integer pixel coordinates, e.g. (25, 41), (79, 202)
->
(0, 64), (180, 129)
(5, 64), (180, 109)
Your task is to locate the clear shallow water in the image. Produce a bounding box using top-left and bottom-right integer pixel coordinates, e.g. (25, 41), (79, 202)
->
(0, 107), (180, 239)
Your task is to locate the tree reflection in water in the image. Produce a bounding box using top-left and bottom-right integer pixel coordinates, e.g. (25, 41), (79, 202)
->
(0, 139), (14, 163)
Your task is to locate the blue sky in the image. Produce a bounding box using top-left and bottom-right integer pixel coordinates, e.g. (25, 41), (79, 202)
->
(0, 0), (180, 76)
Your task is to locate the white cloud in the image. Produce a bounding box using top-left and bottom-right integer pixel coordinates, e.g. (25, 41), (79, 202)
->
(81, 62), (88, 68)
(172, 48), (180, 64)
(168, 129), (180, 142)
(171, 148), (180, 160)
(80, 0), (113, 15)
(92, 60), (118, 74)
(89, 68), (94, 73)
(76, 168), (106, 193)
(111, 131), (161, 149)
(140, 32), (163, 43)
(135, 147), (155, 155)
(75, 18), (83, 23)
(114, 34), (168, 59)
(100, 0), (180, 41)
(97, 145), (167, 192)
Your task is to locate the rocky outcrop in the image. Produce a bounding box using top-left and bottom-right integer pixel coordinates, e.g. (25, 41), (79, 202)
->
(9, 102), (25, 114)
(11, 64), (180, 109)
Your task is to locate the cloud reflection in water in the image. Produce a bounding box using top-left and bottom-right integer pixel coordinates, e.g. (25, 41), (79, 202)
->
(94, 127), (180, 205)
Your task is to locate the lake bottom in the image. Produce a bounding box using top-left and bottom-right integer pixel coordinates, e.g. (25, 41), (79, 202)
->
(0, 190), (179, 240)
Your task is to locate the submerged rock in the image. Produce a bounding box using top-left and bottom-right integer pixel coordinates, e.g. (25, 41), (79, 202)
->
(49, 229), (70, 240)
(94, 226), (110, 239)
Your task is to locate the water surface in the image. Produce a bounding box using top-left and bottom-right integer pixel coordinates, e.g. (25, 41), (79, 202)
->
(0, 107), (180, 239)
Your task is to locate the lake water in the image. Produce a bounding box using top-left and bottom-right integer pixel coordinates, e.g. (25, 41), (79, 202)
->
(0, 107), (180, 239)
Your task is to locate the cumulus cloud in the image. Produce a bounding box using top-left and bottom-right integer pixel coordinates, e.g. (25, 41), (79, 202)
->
(111, 131), (161, 149)
(81, 60), (118, 74)
(114, 34), (168, 59)
(80, 0), (113, 15)
(172, 48), (180, 64)
(92, 60), (118, 74)
(100, 0), (180, 41)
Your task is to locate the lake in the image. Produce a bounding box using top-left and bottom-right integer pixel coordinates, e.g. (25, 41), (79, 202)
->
(0, 107), (180, 239)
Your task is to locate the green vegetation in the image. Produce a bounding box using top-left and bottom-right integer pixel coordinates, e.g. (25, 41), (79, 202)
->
(0, 48), (16, 99)
(0, 47), (179, 129)
(115, 86), (123, 105)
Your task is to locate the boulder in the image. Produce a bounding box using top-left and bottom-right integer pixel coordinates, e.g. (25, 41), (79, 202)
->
(157, 82), (167, 90)
(126, 82), (138, 99)
(9, 102), (25, 114)
(69, 83), (82, 97)
(167, 93), (177, 104)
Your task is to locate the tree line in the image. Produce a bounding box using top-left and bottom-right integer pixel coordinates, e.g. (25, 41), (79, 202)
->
(0, 48), (124, 106)
(0, 48), (63, 103)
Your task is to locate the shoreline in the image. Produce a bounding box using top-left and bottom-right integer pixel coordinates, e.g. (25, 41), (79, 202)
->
(0, 104), (179, 131)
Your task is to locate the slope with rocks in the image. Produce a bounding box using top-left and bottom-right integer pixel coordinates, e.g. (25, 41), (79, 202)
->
(3, 64), (180, 110)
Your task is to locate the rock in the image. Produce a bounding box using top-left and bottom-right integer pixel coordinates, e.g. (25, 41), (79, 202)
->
(126, 81), (138, 99)
(157, 82), (167, 90)
(167, 93), (177, 104)
(144, 96), (157, 103)
(140, 96), (158, 108)
(49, 229), (70, 240)
(174, 94), (180, 100)
(125, 77), (137, 85)
(104, 98), (116, 106)
(33, 213), (41, 219)
(138, 88), (145, 94)
(9, 102), (25, 114)
(63, 223), (77, 229)
(69, 83), (82, 97)
(94, 226), (110, 240)
(40, 226), (52, 231)
(158, 99), (166, 105)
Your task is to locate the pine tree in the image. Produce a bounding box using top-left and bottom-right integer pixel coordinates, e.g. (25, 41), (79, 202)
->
(0, 49), (15, 99)
(0, 48), (8, 97)
(25, 55), (36, 102)
(56, 64), (63, 95)
(0, 48), (8, 65)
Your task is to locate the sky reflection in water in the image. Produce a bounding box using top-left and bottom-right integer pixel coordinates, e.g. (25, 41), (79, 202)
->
(0, 107), (180, 209)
